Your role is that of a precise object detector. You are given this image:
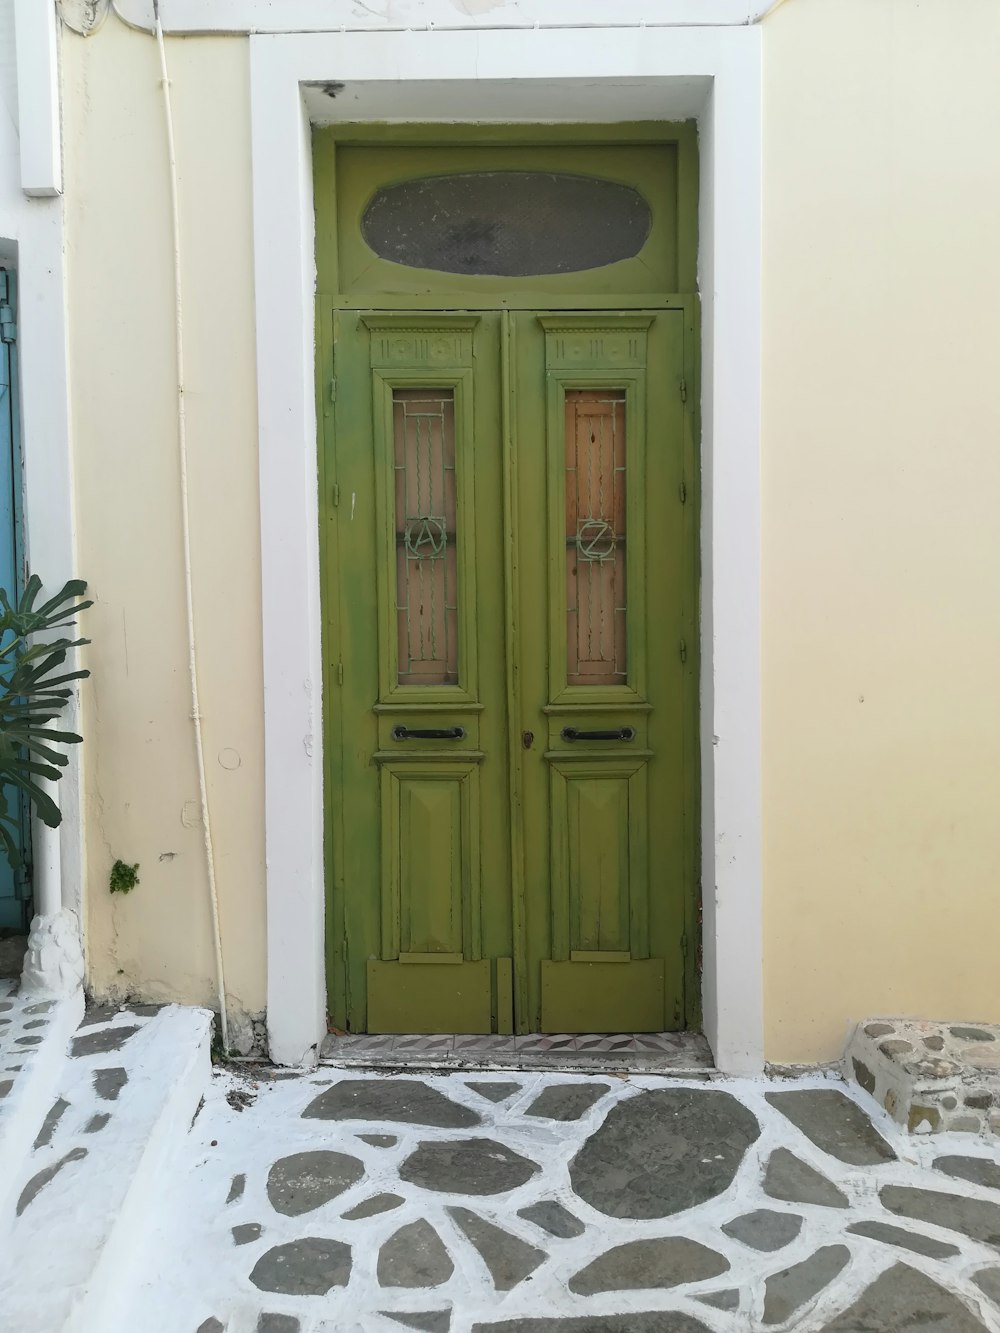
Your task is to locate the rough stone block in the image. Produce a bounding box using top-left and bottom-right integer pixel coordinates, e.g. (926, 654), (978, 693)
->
(845, 1018), (1000, 1135)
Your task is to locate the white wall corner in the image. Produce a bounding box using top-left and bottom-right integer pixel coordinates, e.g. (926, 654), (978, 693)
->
(251, 53), (327, 1067)
(699, 33), (764, 1075)
(20, 906), (85, 996)
(14, 0), (63, 197)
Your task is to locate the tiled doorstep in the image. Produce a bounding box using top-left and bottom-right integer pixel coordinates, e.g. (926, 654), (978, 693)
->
(320, 1030), (715, 1074)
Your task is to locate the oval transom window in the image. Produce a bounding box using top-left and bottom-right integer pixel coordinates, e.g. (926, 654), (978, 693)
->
(361, 171), (652, 277)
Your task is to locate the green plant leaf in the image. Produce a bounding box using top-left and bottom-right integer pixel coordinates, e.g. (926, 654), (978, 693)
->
(0, 574), (91, 859)
(8, 773), (63, 827)
(0, 821), (21, 868)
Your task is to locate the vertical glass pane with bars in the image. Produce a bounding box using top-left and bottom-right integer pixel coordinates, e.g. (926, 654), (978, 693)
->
(394, 388), (459, 685)
(565, 388), (627, 686)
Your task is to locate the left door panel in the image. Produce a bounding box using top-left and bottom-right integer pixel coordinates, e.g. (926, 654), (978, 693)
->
(322, 311), (512, 1033)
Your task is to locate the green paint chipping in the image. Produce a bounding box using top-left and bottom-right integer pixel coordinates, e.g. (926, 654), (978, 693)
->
(109, 860), (140, 895)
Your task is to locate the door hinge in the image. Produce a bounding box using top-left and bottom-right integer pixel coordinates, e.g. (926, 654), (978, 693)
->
(332, 482), (341, 508)
(336, 661), (344, 686)
(679, 376), (687, 403)
(679, 479), (687, 504)
(0, 300), (15, 345)
(679, 639), (687, 664)
(329, 377), (337, 403)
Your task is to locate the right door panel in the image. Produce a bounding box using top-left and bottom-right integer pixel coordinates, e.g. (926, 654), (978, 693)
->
(512, 311), (695, 1033)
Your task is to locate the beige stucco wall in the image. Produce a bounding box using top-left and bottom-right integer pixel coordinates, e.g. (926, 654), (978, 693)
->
(62, 24), (266, 1043)
(762, 0), (1000, 1060)
(60, 1), (1000, 1061)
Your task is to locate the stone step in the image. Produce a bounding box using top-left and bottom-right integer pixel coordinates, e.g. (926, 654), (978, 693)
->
(845, 1016), (1000, 1135)
(0, 979), (85, 1217)
(0, 1001), (213, 1331)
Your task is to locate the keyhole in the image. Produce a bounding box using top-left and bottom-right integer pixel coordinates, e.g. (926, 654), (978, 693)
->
(522, 730), (534, 750)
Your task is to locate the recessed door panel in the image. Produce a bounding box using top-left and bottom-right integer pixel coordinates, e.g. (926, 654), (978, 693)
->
(380, 762), (481, 961)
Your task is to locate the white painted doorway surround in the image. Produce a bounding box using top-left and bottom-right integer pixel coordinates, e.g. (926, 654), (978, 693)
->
(245, 18), (763, 1073)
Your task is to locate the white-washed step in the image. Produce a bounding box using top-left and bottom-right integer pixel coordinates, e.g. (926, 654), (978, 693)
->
(0, 1002), (212, 1332)
(0, 979), (85, 1217)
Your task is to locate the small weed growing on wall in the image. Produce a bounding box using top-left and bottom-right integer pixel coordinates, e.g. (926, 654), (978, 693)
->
(110, 860), (140, 895)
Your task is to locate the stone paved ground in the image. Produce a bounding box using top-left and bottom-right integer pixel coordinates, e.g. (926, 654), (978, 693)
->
(110, 1066), (1000, 1333)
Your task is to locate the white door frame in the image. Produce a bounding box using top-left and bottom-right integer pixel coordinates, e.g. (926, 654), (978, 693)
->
(249, 25), (764, 1073)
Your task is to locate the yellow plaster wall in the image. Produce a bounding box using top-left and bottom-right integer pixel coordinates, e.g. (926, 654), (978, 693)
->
(59, 2), (1000, 1061)
(62, 24), (266, 1035)
(762, 0), (1000, 1060)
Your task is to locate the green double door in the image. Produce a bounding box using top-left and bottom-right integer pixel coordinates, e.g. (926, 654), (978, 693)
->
(322, 307), (696, 1034)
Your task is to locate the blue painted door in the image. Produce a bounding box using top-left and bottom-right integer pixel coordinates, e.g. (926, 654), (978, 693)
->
(0, 268), (30, 929)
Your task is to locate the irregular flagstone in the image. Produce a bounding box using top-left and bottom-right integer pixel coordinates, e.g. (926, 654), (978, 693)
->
(196, 1320), (224, 1333)
(722, 1208), (803, 1252)
(762, 1244), (850, 1325)
(765, 1090), (896, 1166)
(953, 1027), (996, 1042)
(568, 1237), (728, 1295)
(447, 1207), (546, 1290)
(696, 1290), (740, 1311)
(343, 1192), (403, 1220)
(357, 1133), (397, 1147)
(85, 1112), (111, 1133)
(16, 1147), (87, 1216)
(77, 1003), (119, 1027)
(399, 1138), (539, 1195)
(764, 1148), (849, 1208)
(822, 1263), (989, 1331)
(249, 1238), (352, 1295)
(851, 1058), (876, 1095)
(266, 1150), (365, 1216)
(385, 1314), (452, 1332)
(33, 1097), (70, 1149)
(517, 1200), (585, 1239)
(933, 1155), (1000, 1192)
(523, 1083), (610, 1122)
(847, 1219), (960, 1259)
(471, 1315), (711, 1332)
(569, 1089), (759, 1219)
(257, 1316), (299, 1333)
(227, 1173), (246, 1204)
(880, 1185), (1000, 1248)
(466, 1081), (522, 1103)
(93, 1067), (128, 1101)
(71, 1025), (140, 1057)
(233, 1223), (263, 1245)
(378, 1220), (454, 1288)
(303, 1078), (480, 1128)
(973, 1267), (1000, 1304)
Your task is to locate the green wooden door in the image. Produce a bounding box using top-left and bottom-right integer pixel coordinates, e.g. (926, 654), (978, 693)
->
(322, 307), (695, 1034)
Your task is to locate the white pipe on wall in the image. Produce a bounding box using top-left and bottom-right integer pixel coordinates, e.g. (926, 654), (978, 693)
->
(151, 2), (230, 1051)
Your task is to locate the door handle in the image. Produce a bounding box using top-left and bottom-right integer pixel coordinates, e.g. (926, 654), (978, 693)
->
(392, 725), (466, 741)
(561, 726), (635, 742)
